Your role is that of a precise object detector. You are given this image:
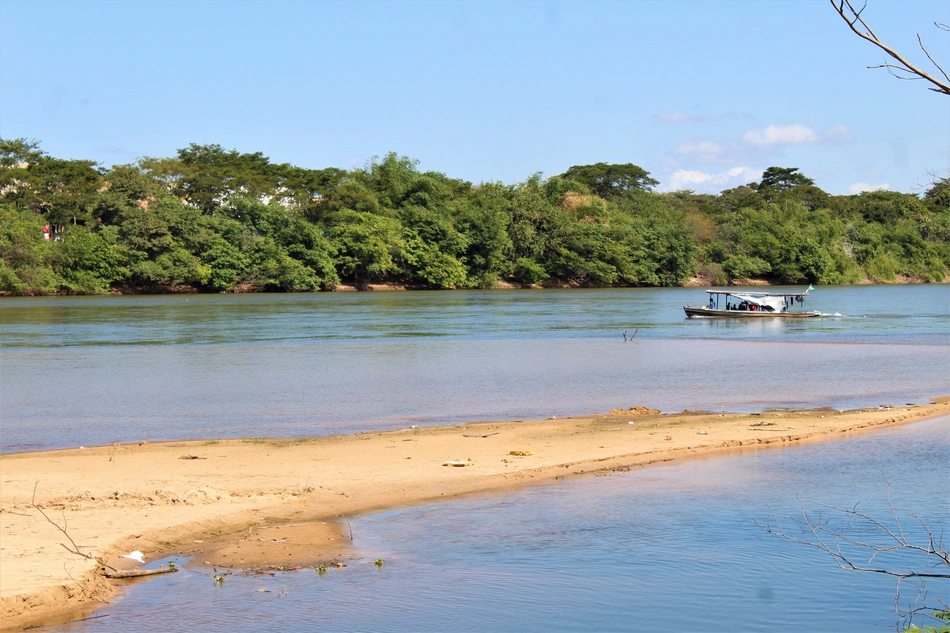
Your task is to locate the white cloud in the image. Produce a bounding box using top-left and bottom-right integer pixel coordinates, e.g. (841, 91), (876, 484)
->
(669, 170), (714, 188)
(849, 182), (890, 194)
(666, 166), (757, 192)
(743, 124), (819, 146)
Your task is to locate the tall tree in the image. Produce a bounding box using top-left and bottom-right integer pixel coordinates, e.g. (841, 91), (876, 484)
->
(759, 167), (815, 192)
(559, 163), (659, 198)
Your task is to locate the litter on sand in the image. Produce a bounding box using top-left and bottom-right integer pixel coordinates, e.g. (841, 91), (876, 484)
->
(508, 450), (533, 456)
(443, 460), (475, 467)
(122, 551), (145, 564)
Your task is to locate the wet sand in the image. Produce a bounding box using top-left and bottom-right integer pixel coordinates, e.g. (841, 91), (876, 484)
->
(2, 400), (947, 629)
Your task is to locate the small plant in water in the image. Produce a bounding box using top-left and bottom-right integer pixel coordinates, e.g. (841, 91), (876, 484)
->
(316, 564), (329, 574)
(374, 559), (385, 567)
(213, 572), (226, 584)
(168, 561), (177, 570)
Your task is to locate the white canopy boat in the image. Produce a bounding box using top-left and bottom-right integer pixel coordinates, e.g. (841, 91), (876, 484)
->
(684, 285), (820, 319)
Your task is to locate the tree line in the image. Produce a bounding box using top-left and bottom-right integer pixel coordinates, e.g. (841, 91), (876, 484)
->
(0, 139), (947, 295)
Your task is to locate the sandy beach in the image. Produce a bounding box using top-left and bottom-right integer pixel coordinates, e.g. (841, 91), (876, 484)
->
(2, 400), (947, 629)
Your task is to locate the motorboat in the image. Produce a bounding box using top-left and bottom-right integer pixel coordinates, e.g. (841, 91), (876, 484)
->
(684, 285), (820, 319)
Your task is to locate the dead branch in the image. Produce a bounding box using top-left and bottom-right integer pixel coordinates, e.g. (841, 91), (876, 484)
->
(102, 568), (178, 579)
(831, 0), (950, 95)
(756, 476), (949, 628)
(30, 483), (116, 572)
(63, 563), (110, 604)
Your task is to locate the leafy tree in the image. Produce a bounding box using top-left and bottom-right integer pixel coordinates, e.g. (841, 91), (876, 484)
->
(141, 144), (281, 215)
(359, 152), (421, 209)
(854, 190), (929, 224)
(924, 177), (950, 208)
(760, 166), (815, 191)
(0, 205), (58, 294)
(327, 210), (404, 283)
(456, 183), (514, 286)
(54, 225), (128, 293)
(559, 163), (659, 198)
(0, 138), (45, 167)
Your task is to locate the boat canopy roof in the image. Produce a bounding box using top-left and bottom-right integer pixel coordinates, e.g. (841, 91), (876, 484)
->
(704, 289), (810, 297)
(725, 293), (786, 311)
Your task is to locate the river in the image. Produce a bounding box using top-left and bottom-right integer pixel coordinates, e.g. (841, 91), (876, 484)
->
(1, 285), (947, 452)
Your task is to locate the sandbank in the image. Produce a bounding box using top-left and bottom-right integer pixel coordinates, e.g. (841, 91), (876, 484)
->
(2, 400), (948, 629)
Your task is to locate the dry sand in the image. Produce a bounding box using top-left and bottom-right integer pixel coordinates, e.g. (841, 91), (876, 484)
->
(2, 400), (947, 629)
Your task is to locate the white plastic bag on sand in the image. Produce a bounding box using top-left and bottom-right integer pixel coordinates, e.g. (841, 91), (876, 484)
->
(122, 550), (144, 564)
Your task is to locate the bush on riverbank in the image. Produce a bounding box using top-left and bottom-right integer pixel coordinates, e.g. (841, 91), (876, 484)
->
(1, 139), (947, 295)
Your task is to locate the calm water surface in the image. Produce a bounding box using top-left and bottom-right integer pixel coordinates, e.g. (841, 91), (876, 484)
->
(50, 417), (950, 633)
(1, 285), (948, 451)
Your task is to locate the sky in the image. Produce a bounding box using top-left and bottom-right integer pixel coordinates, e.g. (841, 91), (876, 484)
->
(1, 0), (948, 196)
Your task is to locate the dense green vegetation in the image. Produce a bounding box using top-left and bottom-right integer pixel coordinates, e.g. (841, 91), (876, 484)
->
(1, 139), (947, 294)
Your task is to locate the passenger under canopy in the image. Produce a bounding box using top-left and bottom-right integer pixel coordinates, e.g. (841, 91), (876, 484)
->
(727, 293), (787, 312)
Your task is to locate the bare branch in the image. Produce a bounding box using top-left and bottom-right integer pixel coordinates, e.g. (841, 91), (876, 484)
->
(831, 0), (950, 96)
(758, 478), (950, 628)
(30, 483), (116, 572)
(919, 33), (950, 83)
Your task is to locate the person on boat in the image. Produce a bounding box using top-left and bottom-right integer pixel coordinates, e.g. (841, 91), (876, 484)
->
(709, 297), (716, 309)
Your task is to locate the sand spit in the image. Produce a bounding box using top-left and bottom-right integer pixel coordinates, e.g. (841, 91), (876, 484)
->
(2, 400), (947, 629)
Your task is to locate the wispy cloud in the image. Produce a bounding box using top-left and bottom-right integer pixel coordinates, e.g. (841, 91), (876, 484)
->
(822, 125), (856, 144)
(743, 124), (819, 146)
(741, 123), (856, 147)
(654, 112), (713, 124)
(653, 111), (753, 124)
(849, 182), (889, 194)
(675, 140), (729, 161)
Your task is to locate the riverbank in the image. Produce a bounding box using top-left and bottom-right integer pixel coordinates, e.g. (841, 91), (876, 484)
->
(2, 400), (947, 629)
(2, 275), (945, 297)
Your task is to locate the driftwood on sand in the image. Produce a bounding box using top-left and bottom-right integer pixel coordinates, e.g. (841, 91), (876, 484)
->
(101, 567), (179, 579)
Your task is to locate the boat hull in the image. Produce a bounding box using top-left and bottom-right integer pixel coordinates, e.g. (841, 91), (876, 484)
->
(683, 306), (819, 319)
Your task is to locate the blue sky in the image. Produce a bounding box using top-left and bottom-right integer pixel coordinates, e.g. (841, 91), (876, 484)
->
(1, 0), (947, 195)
